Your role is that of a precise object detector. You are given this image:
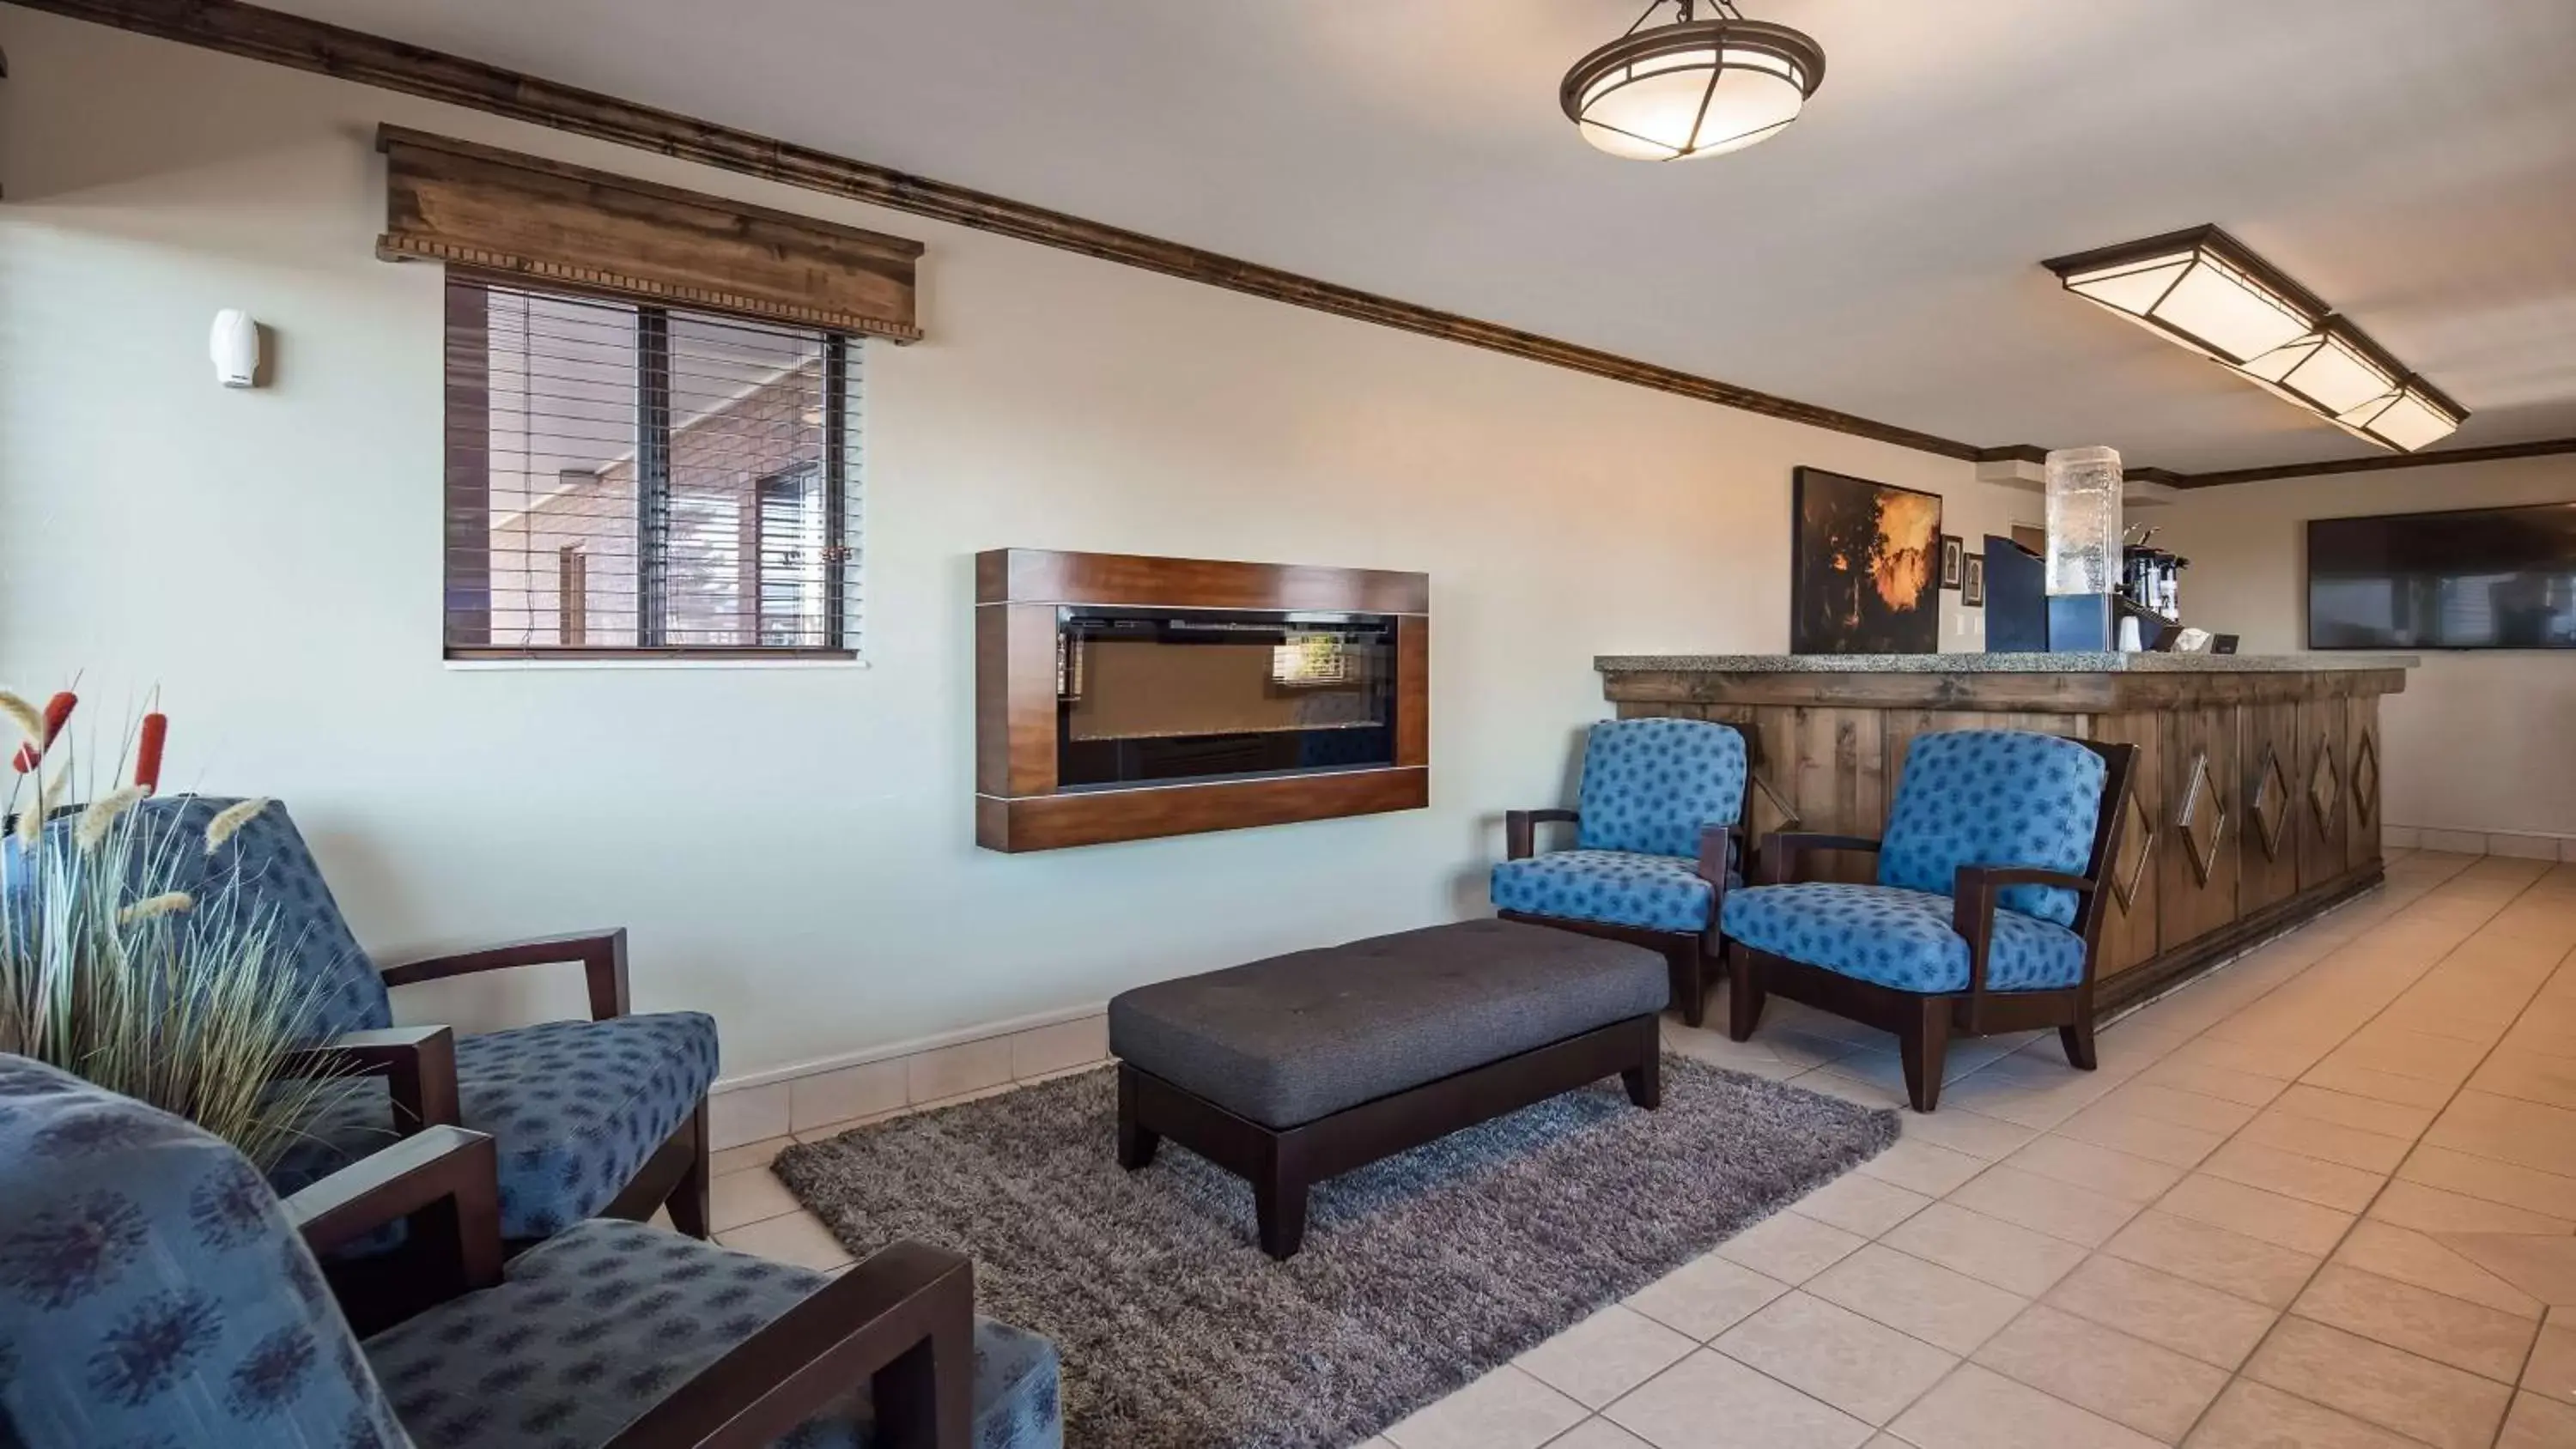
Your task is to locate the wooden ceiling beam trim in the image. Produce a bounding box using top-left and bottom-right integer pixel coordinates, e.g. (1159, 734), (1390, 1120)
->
(9, 0), (1991, 460)
(2166, 435), (2576, 488)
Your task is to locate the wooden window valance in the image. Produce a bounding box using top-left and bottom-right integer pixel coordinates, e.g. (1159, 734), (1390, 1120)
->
(375, 125), (922, 343)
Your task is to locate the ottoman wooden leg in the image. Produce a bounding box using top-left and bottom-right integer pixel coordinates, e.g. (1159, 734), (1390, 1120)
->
(1622, 1054), (1661, 1110)
(1115, 1065), (1160, 1170)
(1256, 1138), (1310, 1260)
(1622, 1013), (1662, 1109)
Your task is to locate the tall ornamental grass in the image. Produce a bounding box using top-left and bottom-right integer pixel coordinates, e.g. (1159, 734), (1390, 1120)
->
(2, 687), (349, 1169)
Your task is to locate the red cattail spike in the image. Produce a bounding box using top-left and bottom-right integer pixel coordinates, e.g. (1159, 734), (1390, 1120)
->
(11, 690), (74, 773)
(134, 713), (169, 795)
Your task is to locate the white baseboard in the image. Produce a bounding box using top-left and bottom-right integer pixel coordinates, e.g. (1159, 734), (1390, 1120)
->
(708, 814), (2576, 1151)
(2385, 823), (2576, 862)
(706, 1003), (1112, 1150)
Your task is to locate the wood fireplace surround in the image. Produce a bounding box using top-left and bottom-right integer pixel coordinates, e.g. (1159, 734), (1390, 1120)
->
(975, 549), (1429, 852)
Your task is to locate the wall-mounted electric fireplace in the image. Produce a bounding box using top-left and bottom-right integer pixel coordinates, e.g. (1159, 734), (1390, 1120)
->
(976, 550), (1429, 852)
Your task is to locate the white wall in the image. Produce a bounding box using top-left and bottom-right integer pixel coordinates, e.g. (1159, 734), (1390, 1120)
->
(0, 10), (2036, 1080)
(2144, 454), (2576, 842)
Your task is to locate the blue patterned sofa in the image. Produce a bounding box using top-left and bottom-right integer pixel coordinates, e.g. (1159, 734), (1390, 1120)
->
(0, 1053), (1063, 1449)
(1719, 730), (2136, 1111)
(1491, 718), (1762, 1027)
(77, 796), (723, 1249)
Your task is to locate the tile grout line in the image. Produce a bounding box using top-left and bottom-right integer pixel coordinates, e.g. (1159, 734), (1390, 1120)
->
(1638, 859), (2482, 1448)
(1466, 856), (2512, 1449)
(2486, 937), (2576, 1449)
(2179, 861), (2538, 1446)
(1838, 858), (2499, 1446)
(1634, 866), (2475, 1448)
(2152, 860), (2565, 1449)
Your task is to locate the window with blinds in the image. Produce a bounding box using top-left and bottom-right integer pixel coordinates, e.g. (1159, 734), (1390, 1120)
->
(443, 276), (862, 658)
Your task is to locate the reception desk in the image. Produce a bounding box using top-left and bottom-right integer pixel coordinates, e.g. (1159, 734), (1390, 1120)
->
(1596, 652), (2418, 1009)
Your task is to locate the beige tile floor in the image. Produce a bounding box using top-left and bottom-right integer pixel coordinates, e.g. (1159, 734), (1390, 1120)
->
(709, 847), (2576, 1449)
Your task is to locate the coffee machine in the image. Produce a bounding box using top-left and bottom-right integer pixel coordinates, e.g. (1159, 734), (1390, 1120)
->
(2122, 527), (2187, 623)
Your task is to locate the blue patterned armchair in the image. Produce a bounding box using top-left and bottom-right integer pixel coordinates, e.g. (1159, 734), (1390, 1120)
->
(1719, 730), (2136, 1111)
(0, 1053), (1064, 1449)
(1491, 718), (1772, 1027)
(86, 796), (723, 1258)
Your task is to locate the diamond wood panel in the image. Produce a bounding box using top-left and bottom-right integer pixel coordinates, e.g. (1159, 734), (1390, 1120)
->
(2354, 729), (2379, 828)
(2310, 733), (2342, 834)
(2179, 749), (2227, 887)
(2113, 785), (2156, 913)
(2090, 710), (2163, 979)
(2298, 697), (2348, 894)
(2250, 742), (2291, 862)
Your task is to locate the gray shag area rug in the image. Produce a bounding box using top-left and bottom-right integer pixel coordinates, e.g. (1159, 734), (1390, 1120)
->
(771, 1055), (1897, 1449)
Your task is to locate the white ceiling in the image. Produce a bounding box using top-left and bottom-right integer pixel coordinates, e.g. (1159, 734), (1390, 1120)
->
(267, 0), (2576, 472)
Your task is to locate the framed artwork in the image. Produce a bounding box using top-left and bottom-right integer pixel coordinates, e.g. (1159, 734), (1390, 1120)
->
(1791, 467), (1944, 654)
(1940, 534), (1965, 591)
(1963, 553), (1987, 607)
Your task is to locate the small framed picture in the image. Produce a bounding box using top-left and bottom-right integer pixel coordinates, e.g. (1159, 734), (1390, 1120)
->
(1963, 553), (1987, 607)
(1940, 534), (1965, 591)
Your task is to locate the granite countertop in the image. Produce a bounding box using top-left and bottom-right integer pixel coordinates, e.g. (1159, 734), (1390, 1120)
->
(1595, 652), (2421, 674)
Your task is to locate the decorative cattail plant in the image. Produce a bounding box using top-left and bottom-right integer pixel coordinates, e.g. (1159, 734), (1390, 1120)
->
(0, 687), (350, 1169)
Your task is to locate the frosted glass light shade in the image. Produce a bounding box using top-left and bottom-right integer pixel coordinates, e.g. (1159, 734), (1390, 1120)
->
(2340, 386), (2464, 452)
(2046, 227), (2470, 454)
(2044, 446), (2123, 597)
(1564, 12), (1825, 162)
(2063, 247), (2315, 362)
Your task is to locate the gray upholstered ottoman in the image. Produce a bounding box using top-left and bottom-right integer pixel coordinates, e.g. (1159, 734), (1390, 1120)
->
(1109, 918), (1667, 1258)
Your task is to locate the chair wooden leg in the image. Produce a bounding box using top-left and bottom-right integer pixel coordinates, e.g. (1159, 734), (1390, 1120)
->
(2059, 1016), (2098, 1072)
(1898, 997), (1952, 1113)
(666, 1099), (713, 1240)
(1727, 945), (1766, 1043)
(1668, 943), (1707, 1028)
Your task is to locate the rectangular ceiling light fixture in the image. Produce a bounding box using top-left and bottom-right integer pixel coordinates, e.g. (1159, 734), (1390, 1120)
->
(2042, 225), (2465, 452)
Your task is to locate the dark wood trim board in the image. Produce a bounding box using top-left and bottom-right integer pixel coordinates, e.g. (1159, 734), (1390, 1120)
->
(2171, 435), (2576, 488)
(6, 0), (1982, 462)
(15, 0), (2557, 488)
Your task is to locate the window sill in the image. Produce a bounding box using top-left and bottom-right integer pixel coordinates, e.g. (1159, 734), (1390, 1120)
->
(444, 655), (870, 672)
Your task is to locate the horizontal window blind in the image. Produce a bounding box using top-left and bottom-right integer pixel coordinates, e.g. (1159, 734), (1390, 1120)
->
(444, 276), (862, 657)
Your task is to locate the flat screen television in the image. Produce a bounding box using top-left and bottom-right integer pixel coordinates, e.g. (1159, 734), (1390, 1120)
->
(2308, 501), (2576, 650)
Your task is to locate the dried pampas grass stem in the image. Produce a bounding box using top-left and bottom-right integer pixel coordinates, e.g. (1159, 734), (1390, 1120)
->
(203, 797), (271, 852)
(76, 785), (150, 852)
(117, 890), (195, 925)
(0, 689), (39, 749)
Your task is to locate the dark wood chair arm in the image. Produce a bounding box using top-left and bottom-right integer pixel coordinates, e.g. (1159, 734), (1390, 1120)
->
(1694, 823), (1735, 885)
(1948, 864), (2102, 997)
(607, 1241), (976, 1449)
(1697, 823), (1742, 949)
(276, 1025), (460, 1133)
(1504, 808), (1579, 860)
(1951, 864), (2098, 897)
(1758, 832), (1883, 886)
(284, 1125), (504, 1293)
(380, 928), (631, 1021)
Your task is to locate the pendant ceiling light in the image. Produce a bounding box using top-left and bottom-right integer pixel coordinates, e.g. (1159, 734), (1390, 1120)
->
(1561, 1), (1826, 161)
(2044, 226), (2467, 452)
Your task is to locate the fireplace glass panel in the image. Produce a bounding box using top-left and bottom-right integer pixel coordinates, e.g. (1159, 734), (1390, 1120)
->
(1056, 607), (1398, 789)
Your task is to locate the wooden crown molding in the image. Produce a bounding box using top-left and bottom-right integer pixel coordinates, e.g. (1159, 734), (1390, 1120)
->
(18, 0), (2556, 488)
(8, 0), (1985, 461)
(2168, 435), (2576, 488)
(1976, 436), (2576, 488)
